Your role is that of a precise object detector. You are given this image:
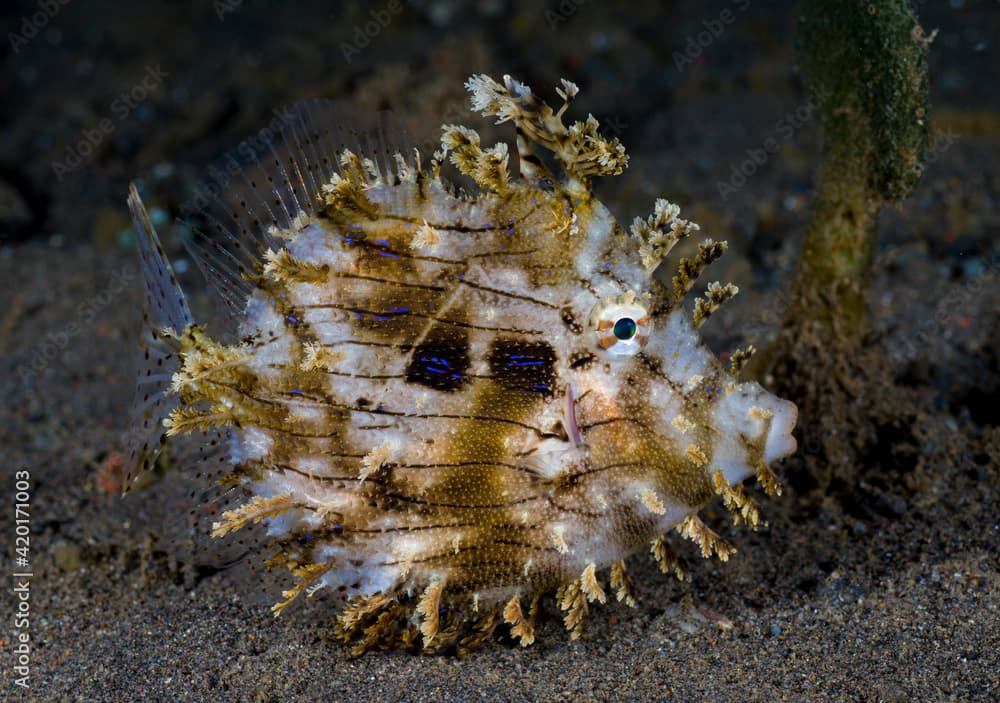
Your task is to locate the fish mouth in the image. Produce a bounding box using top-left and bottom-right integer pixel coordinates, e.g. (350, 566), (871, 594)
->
(764, 398), (798, 463)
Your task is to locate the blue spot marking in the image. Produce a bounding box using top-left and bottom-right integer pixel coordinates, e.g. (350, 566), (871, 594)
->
(508, 354), (545, 366)
(291, 388), (304, 394)
(377, 250), (399, 258)
(421, 355), (462, 379)
(531, 197), (537, 205)
(388, 307), (410, 314)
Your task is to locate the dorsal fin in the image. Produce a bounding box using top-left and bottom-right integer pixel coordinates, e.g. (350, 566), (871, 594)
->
(124, 103), (414, 490)
(179, 100), (414, 334)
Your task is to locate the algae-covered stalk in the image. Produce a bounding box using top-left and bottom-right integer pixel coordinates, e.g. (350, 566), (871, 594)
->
(758, 0), (931, 487)
(792, 0), (930, 339)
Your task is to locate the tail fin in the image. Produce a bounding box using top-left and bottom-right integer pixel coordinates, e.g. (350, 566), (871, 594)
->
(123, 183), (193, 495)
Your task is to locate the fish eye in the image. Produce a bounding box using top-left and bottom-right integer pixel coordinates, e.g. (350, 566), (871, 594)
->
(613, 317), (638, 340)
(589, 297), (652, 356)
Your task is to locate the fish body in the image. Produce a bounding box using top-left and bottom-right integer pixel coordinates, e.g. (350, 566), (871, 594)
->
(125, 74), (797, 653)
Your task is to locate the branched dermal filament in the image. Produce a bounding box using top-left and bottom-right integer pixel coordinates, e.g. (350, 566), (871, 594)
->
(211, 494), (296, 537)
(272, 562), (334, 616)
(610, 560), (637, 607)
(320, 149), (382, 219)
(693, 281), (740, 328)
(651, 535), (687, 581)
(440, 125), (512, 194)
(673, 240), (728, 301)
(676, 515), (737, 561)
(503, 593), (540, 646)
(169, 325), (250, 395)
(465, 73), (628, 188)
(263, 248), (329, 284)
(712, 470), (762, 529)
(756, 463), (783, 496)
(163, 404), (235, 436)
(729, 345), (756, 376)
(556, 579), (589, 640)
(416, 579), (446, 647)
(629, 198), (701, 272)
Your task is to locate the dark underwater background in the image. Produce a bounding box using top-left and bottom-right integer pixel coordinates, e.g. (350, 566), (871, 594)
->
(1, 1), (997, 701)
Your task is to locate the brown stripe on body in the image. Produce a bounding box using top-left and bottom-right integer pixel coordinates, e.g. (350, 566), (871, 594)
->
(244, 177), (616, 596)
